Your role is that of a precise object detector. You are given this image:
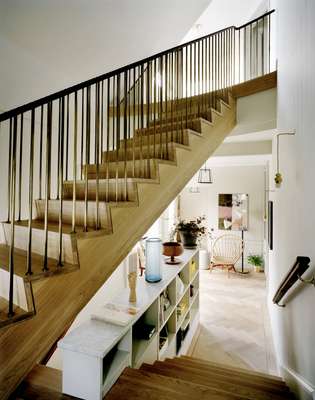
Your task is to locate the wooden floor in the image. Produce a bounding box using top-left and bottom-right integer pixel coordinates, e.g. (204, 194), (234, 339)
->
(192, 269), (278, 375)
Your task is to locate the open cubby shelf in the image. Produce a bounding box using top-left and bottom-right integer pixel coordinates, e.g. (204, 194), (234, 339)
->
(59, 249), (200, 400)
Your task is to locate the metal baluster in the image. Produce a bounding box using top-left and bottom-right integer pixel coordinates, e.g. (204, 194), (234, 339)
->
(65, 95), (69, 180)
(132, 69), (136, 176)
(153, 60), (157, 158)
(123, 71), (128, 199)
(106, 78), (110, 201)
(8, 116), (17, 317)
(159, 57), (163, 158)
(72, 92), (78, 233)
(39, 105), (43, 199)
(84, 87), (90, 231)
(262, 17), (265, 75)
(80, 88), (84, 180)
(58, 98), (65, 266)
(18, 114), (24, 221)
(116, 74), (121, 202)
(7, 119), (12, 223)
(95, 83), (100, 228)
(43, 102), (52, 272)
(146, 62), (151, 173)
(26, 109), (35, 275)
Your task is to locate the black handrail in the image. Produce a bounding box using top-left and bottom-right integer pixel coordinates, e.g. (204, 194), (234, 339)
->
(273, 256), (311, 307)
(0, 9), (275, 122)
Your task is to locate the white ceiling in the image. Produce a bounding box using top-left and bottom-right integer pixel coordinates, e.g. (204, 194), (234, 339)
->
(0, 0), (211, 109)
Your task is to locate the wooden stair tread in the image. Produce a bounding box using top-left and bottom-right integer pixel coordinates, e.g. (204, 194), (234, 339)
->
(120, 367), (245, 400)
(106, 377), (191, 400)
(180, 356), (283, 383)
(141, 363), (292, 400)
(0, 296), (34, 329)
(163, 358), (288, 393)
(0, 243), (78, 280)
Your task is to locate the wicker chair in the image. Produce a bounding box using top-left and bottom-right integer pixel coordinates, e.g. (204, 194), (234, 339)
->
(210, 234), (243, 277)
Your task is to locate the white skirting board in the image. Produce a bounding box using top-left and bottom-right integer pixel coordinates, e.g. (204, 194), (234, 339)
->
(280, 365), (315, 400)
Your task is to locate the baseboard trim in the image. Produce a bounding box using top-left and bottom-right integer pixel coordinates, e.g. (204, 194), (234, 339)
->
(281, 365), (315, 400)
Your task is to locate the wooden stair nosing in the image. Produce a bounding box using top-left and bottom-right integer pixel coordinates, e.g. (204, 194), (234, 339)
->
(180, 355), (283, 383)
(142, 363), (292, 400)
(163, 358), (289, 394)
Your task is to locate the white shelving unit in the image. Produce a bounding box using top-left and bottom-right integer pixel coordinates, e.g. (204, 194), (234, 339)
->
(58, 249), (199, 400)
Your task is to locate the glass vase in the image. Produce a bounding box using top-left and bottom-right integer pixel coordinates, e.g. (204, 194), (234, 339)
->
(145, 238), (162, 282)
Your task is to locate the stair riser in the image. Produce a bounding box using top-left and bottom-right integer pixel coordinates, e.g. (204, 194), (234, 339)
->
(2, 224), (78, 265)
(35, 200), (112, 231)
(84, 160), (158, 180)
(102, 145), (176, 162)
(133, 119), (203, 136)
(0, 270), (28, 310)
(121, 131), (190, 147)
(62, 181), (137, 202)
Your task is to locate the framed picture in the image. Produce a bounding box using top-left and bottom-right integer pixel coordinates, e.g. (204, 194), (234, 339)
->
(218, 193), (249, 231)
(268, 201), (273, 250)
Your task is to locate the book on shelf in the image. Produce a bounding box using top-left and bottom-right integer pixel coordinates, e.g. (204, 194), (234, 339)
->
(91, 303), (140, 326)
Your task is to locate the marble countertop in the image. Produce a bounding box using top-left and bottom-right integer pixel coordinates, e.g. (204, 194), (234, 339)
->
(58, 248), (198, 358)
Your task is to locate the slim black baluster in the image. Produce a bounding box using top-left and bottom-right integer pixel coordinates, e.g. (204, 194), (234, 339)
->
(8, 116), (17, 317)
(84, 87), (90, 231)
(39, 105), (43, 199)
(65, 95), (69, 180)
(106, 78), (110, 201)
(80, 88), (84, 180)
(26, 109), (35, 275)
(133, 68), (136, 176)
(72, 92), (78, 233)
(153, 60), (157, 158)
(116, 74), (121, 202)
(95, 83), (100, 228)
(101, 81), (104, 158)
(165, 55), (169, 156)
(18, 114), (24, 221)
(7, 119), (12, 223)
(43, 102), (52, 272)
(123, 71), (128, 199)
(185, 46), (188, 128)
(58, 98), (65, 266)
(146, 62), (151, 172)
(159, 57), (163, 158)
(262, 17), (265, 75)
(268, 14), (271, 73)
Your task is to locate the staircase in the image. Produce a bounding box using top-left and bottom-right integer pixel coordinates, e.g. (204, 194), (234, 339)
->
(0, 10), (275, 400)
(107, 357), (293, 400)
(13, 356), (293, 400)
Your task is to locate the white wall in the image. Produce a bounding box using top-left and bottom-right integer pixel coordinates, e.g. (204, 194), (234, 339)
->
(267, 1), (315, 398)
(0, 0), (210, 111)
(181, 0), (264, 43)
(180, 165), (266, 268)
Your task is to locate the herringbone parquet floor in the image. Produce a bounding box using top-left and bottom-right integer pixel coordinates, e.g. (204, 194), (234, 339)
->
(192, 269), (278, 375)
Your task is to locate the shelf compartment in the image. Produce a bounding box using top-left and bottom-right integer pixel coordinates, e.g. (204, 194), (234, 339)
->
(102, 349), (130, 396)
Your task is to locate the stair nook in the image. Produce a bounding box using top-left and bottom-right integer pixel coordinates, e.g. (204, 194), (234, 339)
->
(0, 10), (276, 399)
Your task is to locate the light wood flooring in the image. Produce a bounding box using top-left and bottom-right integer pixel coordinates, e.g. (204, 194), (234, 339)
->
(192, 269), (278, 375)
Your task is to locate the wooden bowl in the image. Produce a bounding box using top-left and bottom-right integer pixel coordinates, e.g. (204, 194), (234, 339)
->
(162, 242), (184, 264)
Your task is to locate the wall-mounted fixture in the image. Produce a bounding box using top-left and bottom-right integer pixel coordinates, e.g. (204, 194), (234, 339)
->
(275, 129), (296, 187)
(198, 163), (213, 184)
(188, 186), (200, 193)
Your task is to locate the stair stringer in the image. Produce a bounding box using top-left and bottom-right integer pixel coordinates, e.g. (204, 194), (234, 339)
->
(0, 95), (235, 400)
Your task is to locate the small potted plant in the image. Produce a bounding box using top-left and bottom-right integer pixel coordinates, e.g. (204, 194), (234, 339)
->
(174, 216), (207, 249)
(247, 254), (264, 272)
